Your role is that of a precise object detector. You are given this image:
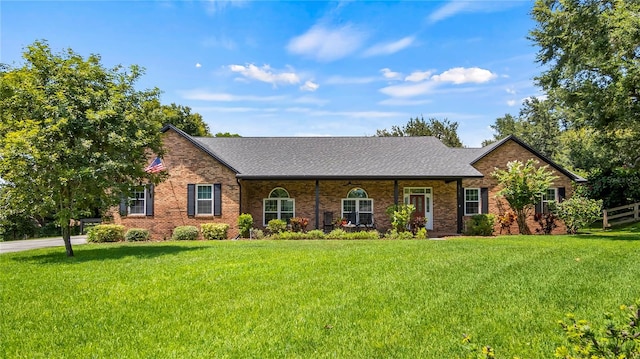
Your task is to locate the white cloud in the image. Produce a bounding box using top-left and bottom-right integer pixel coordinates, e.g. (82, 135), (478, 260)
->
(294, 96), (328, 105)
(228, 64), (300, 86)
(405, 70), (432, 82)
(363, 36), (415, 57)
(325, 75), (377, 85)
(427, 1), (521, 23)
(380, 68), (402, 80)
(507, 100), (517, 106)
(505, 87), (516, 95)
(204, 0), (247, 14)
(195, 63), (202, 68)
(378, 98), (432, 106)
(181, 90), (286, 102)
(431, 67), (497, 84)
(379, 81), (437, 98)
(287, 24), (367, 62)
(201, 36), (236, 50)
(428, 1), (468, 23)
(300, 80), (319, 92)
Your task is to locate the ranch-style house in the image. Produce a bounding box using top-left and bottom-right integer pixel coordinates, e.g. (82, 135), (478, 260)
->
(113, 124), (585, 238)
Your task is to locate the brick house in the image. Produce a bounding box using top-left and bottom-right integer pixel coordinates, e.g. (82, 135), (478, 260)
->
(114, 125), (585, 239)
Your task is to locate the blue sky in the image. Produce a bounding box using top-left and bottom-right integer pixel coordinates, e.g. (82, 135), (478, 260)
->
(2, 0), (542, 147)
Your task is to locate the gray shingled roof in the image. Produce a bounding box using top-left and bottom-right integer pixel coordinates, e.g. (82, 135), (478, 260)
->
(193, 136), (484, 179)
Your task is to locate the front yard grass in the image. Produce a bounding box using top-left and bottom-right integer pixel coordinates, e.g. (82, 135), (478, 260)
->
(1, 227), (638, 358)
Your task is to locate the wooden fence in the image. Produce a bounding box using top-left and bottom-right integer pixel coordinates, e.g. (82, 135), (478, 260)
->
(602, 202), (640, 228)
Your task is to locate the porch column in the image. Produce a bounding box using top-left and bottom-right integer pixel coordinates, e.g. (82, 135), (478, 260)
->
(394, 180), (399, 205)
(457, 179), (463, 233)
(315, 180), (320, 230)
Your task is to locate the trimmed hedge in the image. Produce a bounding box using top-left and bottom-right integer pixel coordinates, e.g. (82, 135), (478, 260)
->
(125, 228), (150, 242)
(87, 224), (125, 243)
(464, 214), (496, 236)
(171, 226), (199, 241)
(201, 223), (229, 240)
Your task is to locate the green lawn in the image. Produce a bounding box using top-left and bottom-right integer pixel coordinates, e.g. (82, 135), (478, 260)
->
(1, 226), (639, 358)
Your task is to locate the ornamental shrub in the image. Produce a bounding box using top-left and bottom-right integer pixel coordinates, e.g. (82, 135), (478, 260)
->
(201, 223), (229, 240)
(306, 229), (326, 239)
(289, 217), (309, 232)
(124, 228), (150, 242)
(384, 229), (414, 240)
(251, 228), (265, 239)
(267, 219), (287, 234)
(237, 213), (253, 238)
(87, 224), (125, 242)
(326, 228), (347, 239)
(171, 225), (199, 241)
(385, 204), (415, 232)
(464, 214), (496, 236)
(551, 195), (603, 234)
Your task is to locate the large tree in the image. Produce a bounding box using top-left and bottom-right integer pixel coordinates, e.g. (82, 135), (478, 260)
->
(492, 160), (557, 235)
(153, 101), (212, 137)
(530, 0), (640, 168)
(0, 41), (166, 256)
(483, 98), (562, 160)
(376, 117), (463, 147)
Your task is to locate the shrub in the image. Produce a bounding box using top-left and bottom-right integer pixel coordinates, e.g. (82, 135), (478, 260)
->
(237, 213), (253, 238)
(267, 219), (287, 234)
(251, 228), (265, 239)
(290, 217), (309, 233)
(272, 231), (306, 240)
(415, 227), (428, 239)
(534, 212), (558, 235)
(385, 204), (415, 232)
(410, 216), (426, 234)
(306, 229), (326, 239)
(124, 228), (150, 242)
(171, 226), (199, 241)
(344, 230), (379, 240)
(201, 223), (229, 240)
(464, 214), (496, 236)
(326, 228), (347, 239)
(384, 229), (414, 240)
(551, 195), (603, 234)
(87, 224), (125, 243)
(555, 300), (639, 358)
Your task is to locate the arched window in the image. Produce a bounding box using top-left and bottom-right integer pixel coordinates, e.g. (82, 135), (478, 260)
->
(342, 188), (374, 225)
(263, 187), (295, 225)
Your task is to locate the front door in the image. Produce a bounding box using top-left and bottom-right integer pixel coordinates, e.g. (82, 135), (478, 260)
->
(404, 188), (433, 230)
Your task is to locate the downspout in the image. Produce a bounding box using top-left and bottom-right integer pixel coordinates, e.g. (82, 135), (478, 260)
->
(457, 179), (463, 234)
(394, 180), (399, 206)
(315, 180), (320, 230)
(236, 178), (242, 215)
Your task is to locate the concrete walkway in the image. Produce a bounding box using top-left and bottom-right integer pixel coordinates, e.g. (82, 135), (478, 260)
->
(0, 235), (87, 254)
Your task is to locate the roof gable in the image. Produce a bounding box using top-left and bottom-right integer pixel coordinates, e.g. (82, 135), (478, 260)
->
(470, 135), (586, 182)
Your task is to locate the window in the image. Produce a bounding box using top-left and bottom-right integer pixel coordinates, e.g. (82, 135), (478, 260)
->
(464, 188), (480, 215)
(540, 188), (558, 213)
(341, 188), (374, 225)
(197, 184), (213, 215)
(263, 187), (295, 225)
(128, 187), (146, 215)
(187, 183), (221, 216)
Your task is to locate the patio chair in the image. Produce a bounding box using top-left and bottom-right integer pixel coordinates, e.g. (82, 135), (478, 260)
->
(323, 211), (334, 233)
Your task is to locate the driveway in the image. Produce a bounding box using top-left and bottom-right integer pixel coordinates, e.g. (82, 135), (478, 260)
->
(0, 235), (87, 254)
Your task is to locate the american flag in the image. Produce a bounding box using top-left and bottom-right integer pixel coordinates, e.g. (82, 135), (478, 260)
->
(145, 157), (166, 173)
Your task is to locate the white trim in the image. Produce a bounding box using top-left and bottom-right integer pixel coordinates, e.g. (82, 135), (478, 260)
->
(263, 198), (295, 226)
(196, 184), (214, 215)
(403, 187), (433, 230)
(464, 188), (481, 216)
(341, 198), (374, 225)
(128, 187), (146, 215)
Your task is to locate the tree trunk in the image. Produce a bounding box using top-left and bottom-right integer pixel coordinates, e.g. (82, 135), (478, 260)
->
(516, 209), (531, 235)
(62, 223), (74, 257)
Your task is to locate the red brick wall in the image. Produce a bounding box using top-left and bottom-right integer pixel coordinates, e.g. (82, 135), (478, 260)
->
(463, 139), (575, 235)
(113, 130), (240, 239)
(240, 179), (459, 234)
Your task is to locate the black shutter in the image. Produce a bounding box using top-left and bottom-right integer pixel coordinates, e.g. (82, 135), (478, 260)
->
(187, 184), (195, 216)
(481, 188), (489, 214)
(119, 197), (127, 217)
(214, 183), (222, 216)
(145, 184), (154, 216)
(535, 200), (542, 214)
(558, 187), (566, 202)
